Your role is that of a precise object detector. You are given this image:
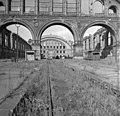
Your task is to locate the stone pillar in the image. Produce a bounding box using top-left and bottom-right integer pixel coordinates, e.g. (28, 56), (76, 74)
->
(20, 0), (24, 14)
(86, 39), (88, 50)
(73, 41), (83, 57)
(116, 45), (120, 89)
(104, 6), (108, 15)
(77, 0), (81, 16)
(115, 26), (120, 87)
(93, 37), (95, 49)
(63, 0), (67, 15)
(35, 0), (39, 15)
(5, 0), (9, 14)
(49, 0), (53, 15)
(105, 32), (108, 47)
(100, 34), (102, 49)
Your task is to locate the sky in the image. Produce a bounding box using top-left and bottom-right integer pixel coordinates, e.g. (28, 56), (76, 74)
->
(7, 25), (102, 42)
(7, 25), (32, 42)
(42, 25), (74, 41)
(83, 26), (102, 37)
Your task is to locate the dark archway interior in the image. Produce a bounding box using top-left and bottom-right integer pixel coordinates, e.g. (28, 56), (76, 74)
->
(82, 23), (117, 60)
(109, 6), (117, 13)
(0, 1), (4, 6)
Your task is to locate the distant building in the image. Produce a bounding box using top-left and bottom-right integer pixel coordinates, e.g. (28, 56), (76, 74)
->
(31, 35), (73, 59)
(0, 28), (32, 59)
(83, 28), (114, 59)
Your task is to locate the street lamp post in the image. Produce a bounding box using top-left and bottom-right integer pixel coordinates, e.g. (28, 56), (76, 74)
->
(15, 24), (20, 62)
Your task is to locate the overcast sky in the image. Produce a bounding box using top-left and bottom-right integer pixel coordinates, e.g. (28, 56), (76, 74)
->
(42, 25), (74, 41)
(7, 25), (101, 42)
(84, 26), (102, 37)
(7, 25), (32, 42)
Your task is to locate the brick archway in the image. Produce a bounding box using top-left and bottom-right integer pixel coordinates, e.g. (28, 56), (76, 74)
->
(37, 20), (77, 42)
(80, 21), (118, 42)
(80, 20), (119, 62)
(1, 19), (36, 41)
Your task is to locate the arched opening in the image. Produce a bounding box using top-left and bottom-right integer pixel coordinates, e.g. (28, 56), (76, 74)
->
(0, 22), (33, 60)
(92, 0), (104, 14)
(81, 23), (117, 63)
(0, 1), (5, 12)
(41, 24), (74, 59)
(34, 24), (74, 59)
(81, 0), (104, 14)
(108, 5), (117, 14)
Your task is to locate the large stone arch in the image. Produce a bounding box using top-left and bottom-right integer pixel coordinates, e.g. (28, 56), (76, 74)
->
(0, 18), (36, 41)
(80, 20), (119, 61)
(80, 21), (118, 42)
(37, 19), (78, 42)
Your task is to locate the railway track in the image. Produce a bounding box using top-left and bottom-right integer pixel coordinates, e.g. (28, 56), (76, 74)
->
(0, 59), (120, 116)
(46, 60), (54, 116)
(3, 59), (54, 116)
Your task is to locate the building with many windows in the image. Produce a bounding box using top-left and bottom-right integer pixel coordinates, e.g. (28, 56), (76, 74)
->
(0, 0), (119, 16)
(0, 27), (32, 59)
(83, 28), (115, 60)
(31, 35), (73, 59)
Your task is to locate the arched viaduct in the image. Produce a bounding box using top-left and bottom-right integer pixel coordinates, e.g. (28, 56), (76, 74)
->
(0, 0), (120, 58)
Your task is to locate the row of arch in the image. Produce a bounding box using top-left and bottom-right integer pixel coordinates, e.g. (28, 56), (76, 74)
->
(0, 0), (119, 15)
(1, 19), (117, 45)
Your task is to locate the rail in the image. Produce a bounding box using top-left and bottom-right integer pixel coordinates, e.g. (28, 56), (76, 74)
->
(46, 60), (54, 116)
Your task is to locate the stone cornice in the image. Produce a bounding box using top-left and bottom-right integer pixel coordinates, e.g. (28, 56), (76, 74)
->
(0, 13), (119, 23)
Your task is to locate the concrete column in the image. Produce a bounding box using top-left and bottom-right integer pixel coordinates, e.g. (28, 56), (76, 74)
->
(49, 0), (53, 15)
(5, 0), (9, 14)
(63, 0), (67, 15)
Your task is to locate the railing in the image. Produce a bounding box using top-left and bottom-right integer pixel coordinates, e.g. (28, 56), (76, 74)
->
(108, 13), (118, 17)
(95, 13), (105, 16)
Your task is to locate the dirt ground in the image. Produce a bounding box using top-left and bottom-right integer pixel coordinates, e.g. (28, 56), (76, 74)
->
(0, 58), (119, 116)
(0, 60), (40, 101)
